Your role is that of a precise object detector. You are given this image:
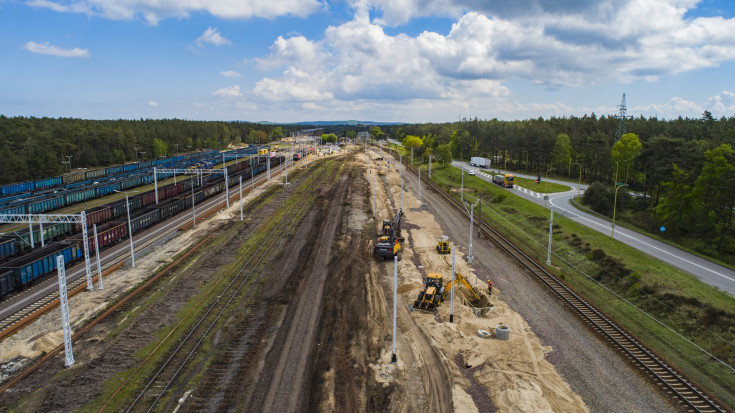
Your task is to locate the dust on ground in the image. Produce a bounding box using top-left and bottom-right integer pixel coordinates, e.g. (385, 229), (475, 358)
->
(360, 148), (588, 412)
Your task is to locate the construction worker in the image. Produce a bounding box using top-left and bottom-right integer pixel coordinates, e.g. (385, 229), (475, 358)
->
(488, 280), (493, 295)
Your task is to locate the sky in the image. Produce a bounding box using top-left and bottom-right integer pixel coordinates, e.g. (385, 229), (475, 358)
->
(1, 0), (735, 123)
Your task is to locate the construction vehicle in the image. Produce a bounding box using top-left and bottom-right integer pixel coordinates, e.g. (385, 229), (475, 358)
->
(413, 272), (482, 311)
(374, 209), (403, 261)
(414, 273), (445, 310)
(436, 235), (450, 254)
(445, 272), (482, 306)
(382, 219), (392, 235)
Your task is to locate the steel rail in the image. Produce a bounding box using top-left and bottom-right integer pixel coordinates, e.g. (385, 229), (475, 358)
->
(0, 163), (285, 340)
(123, 163), (328, 411)
(400, 157), (726, 413)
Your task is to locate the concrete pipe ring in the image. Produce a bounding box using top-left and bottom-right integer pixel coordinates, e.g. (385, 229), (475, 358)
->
(495, 324), (510, 340)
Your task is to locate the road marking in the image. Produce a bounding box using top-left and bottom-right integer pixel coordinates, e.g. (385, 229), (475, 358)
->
(548, 196), (735, 283)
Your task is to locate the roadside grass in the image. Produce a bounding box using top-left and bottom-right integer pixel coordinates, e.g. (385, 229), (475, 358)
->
(85, 159), (330, 411)
(511, 175), (570, 193)
(424, 162), (735, 408)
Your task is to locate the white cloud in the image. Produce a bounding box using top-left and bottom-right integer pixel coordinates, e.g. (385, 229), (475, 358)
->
(705, 91), (735, 117)
(28, 0), (324, 25)
(220, 70), (242, 78)
(212, 85), (243, 98)
(148, 100), (158, 107)
(22, 41), (90, 58)
(196, 27), (230, 47)
(255, 36), (331, 72)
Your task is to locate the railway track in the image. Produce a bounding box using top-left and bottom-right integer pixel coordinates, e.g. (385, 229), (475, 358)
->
(399, 157), (726, 413)
(109, 162), (328, 412)
(0, 163), (286, 340)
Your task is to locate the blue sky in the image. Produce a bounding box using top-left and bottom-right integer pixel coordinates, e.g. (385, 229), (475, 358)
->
(1, 0), (735, 123)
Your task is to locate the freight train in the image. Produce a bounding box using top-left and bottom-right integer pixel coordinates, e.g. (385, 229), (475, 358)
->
(0, 154), (286, 298)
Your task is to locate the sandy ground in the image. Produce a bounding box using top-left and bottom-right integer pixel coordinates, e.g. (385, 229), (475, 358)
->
(362, 149), (588, 412)
(0, 167), (291, 373)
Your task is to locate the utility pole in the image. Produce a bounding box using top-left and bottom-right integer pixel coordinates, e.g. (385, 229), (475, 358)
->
(392, 255), (398, 364)
(56, 256), (74, 367)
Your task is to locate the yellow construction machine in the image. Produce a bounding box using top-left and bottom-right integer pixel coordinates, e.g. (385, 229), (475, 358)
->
(446, 272), (482, 306)
(413, 272), (482, 310)
(414, 273), (446, 310)
(382, 219), (392, 235)
(436, 235), (450, 254)
(374, 209), (404, 261)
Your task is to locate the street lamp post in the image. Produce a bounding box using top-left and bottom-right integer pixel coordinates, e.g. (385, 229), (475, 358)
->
(464, 199), (479, 263)
(573, 163), (582, 198)
(544, 168), (554, 208)
(114, 190), (138, 267)
(612, 184), (628, 239)
(133, 147), (139, 162)
(461, 148), (469, 204)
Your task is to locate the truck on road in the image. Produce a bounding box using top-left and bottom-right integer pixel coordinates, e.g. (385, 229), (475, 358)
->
(470, 157), (490, 168)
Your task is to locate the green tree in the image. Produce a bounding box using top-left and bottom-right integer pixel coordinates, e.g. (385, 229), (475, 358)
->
(346, 130), (357, 140)
(435, 143), (452, 166)
(321, 133), (338, 143)
(691, 144), (735, 249)
(611, 133), (642, 184)
(402, 135), (423, 151)
(369, 126), (384, 140)
(152, 138), (168, 158)
(655, 164), (694, 239)
(550, 133), (572, 175)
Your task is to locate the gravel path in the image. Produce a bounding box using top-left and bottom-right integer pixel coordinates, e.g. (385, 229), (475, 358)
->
(402, 167), (676, 412)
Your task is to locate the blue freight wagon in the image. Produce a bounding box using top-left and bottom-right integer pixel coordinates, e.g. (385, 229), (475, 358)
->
(123, 163), (138, 172)
(104, 165), (124, 175)
(64, 188), (96, 206)
(27, 195), (65, 214)
(95, 182), (121, 198)
(0, 181), (34, 196)
(0, 237), (18, 261)
(0, 203), (27, 215)
(1, 242), (81, 289)
(120, 176), (142, 190)
(34, 176), (62, 190)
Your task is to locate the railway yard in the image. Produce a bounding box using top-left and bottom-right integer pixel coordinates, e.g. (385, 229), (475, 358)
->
(0, 146), (728, 411)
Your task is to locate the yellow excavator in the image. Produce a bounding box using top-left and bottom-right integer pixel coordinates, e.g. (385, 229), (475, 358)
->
(374, 209), (404, 261)
(445, 272), (482, 306)
(382, 219), (392, 235)
(414, 273), (445, 310)
(436, 235), (450, 254)
(414, 272), (482, 310)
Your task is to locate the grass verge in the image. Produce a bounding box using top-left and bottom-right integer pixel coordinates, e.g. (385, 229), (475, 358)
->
(425, 162), (735, 408)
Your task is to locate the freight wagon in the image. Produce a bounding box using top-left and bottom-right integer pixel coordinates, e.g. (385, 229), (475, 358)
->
(0, 242), (82, 295)
(34, 176), (63, 190)
(159, 197), (189, 220)
(129, 209), (161, 234)
(85, 169), (106, 180)
(0, 181), (34, 196)
(70, 221), (127, 252)
(62, 171), (85, 185)
(0, 237), (18, 261)
(12, 222), (73, 252)
(64, 188), (95, 206)
(27, 195), (65, 214)
(72, 206), (112, 232)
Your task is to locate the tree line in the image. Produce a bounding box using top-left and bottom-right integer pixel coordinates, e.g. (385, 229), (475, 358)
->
(383, 112), (735, 260)
(0, 116), (293, 185)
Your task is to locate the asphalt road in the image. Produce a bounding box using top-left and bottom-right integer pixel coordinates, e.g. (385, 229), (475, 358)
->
(451, 160), (735, 297)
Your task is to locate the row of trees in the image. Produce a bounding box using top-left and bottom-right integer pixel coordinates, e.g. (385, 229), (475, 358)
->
(384, 113), (735, 258)
(0, 116), (293, 185)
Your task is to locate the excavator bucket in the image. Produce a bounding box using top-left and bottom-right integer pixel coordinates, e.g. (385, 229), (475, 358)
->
(413, 287), (439, 310)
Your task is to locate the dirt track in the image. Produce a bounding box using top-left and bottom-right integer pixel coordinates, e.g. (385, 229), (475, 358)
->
(0, 147), (673, 412)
